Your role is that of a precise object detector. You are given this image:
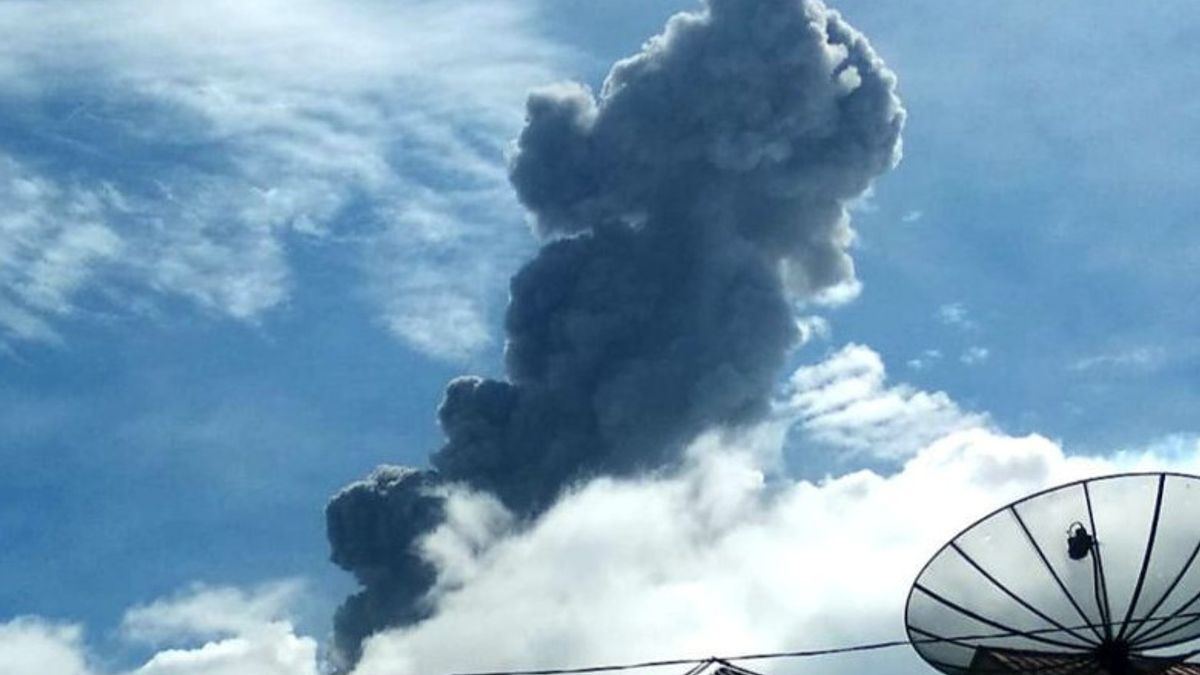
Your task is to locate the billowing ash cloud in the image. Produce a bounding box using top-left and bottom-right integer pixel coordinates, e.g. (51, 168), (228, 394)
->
(326, 467), (445, 663)
(327, 0), (904, 667)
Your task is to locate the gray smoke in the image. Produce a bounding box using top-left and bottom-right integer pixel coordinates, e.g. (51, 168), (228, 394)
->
(327, 0), (904, 668)
(326, 467), (444, 664)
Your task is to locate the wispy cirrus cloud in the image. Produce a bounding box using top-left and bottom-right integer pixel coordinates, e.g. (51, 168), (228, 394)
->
(1070, 345), (1167, 374)
(0, 0), (568, 357)
(0, 156), (123, 342)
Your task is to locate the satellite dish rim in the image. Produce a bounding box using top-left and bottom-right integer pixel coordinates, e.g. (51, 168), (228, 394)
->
(904, 470), (1200, 673)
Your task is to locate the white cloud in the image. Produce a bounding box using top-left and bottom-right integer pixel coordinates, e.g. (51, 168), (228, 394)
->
(0, 582), (320, 675)
(131, 625), (317, 675)
(794, 315), (832, 347)
(783, 344), (986, 459)
(906, 348), (942, 371)
(0, 0), (567, 358)
(0, 618), (92, 675)
(4, 347), (1200, 675)
(0, 155), (123, 342)
(366, 186), (532, 360)
(847, 185), (878, 214)
(352, 426), (1200, 675)
(808, 278), (863, 308)
(6, 435), (1191, 675)
(936, 302), (974, 330)
(120, 580), (305, 646)
(1071, 346), (1166, 373)
(123, 581), (319, 675)
(959, 345), (990, 365)
(349, 347), (1200, 674)
(378, 289), (494, 362)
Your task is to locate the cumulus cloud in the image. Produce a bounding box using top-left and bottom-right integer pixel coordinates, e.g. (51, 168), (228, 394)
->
(0, 618), (93, 675)
(326, 0), (905, 665)
(0, 582), (319, 675)
(0, 0), (564, 356)
(351, 424), (1200, 675)
(784, 344), (986, 459)
(122, 581), (318, 675)
(120, 580), (305, 645)
(6, 361), (1200, 675)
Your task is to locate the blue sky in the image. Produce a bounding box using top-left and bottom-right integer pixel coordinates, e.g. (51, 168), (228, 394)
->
(1, 1), (1199, 673)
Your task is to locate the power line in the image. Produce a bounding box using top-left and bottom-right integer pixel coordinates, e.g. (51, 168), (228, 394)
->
(450, 610), (1200, 675)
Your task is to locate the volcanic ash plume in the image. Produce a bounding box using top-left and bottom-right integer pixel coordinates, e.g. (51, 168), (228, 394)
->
(327, 0), (904, 667)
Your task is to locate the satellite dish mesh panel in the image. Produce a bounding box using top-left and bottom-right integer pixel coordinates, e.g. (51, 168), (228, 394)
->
(906, 473), (1200, 675)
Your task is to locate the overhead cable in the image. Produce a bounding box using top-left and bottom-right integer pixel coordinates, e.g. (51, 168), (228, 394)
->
(450, 609), (1200, 675)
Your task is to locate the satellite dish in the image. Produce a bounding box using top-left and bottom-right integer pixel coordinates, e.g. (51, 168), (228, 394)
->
(906, 472), (1200, 675)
